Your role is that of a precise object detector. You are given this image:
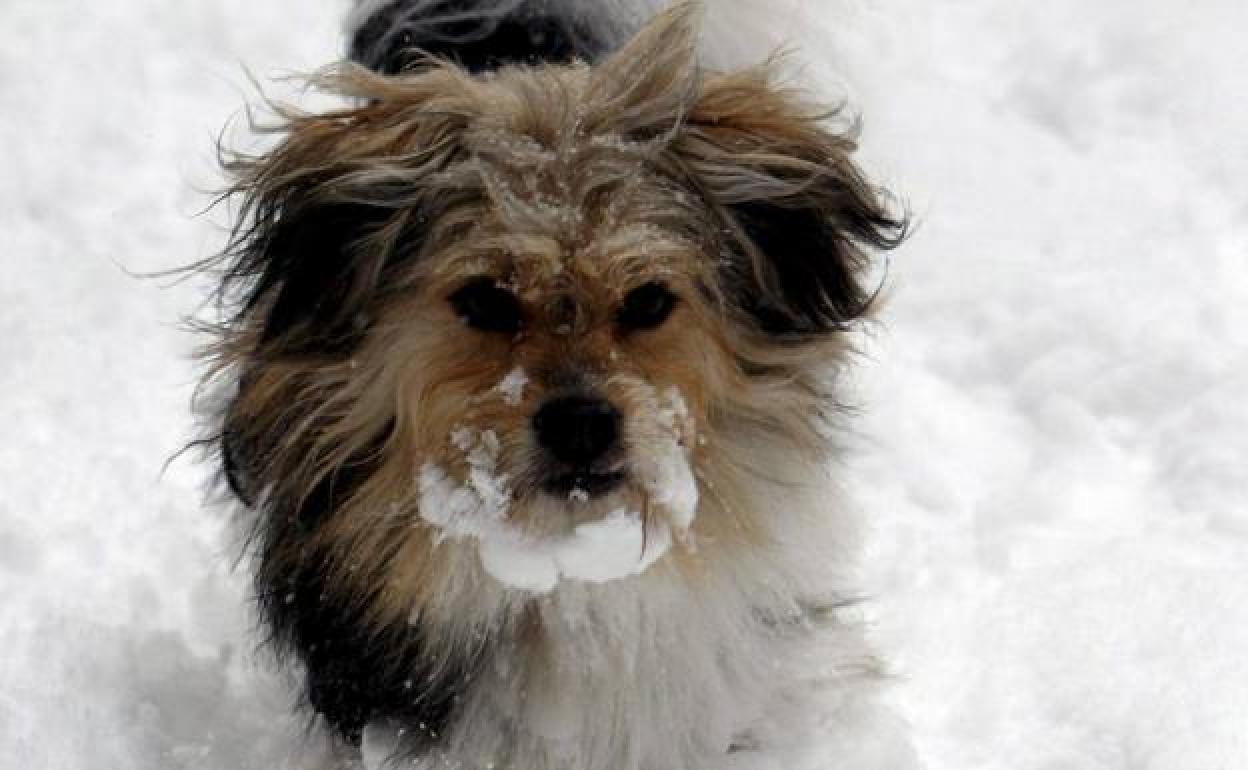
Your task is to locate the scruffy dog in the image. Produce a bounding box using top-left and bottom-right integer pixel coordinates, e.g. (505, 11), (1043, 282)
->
(201, 1), (906, 767)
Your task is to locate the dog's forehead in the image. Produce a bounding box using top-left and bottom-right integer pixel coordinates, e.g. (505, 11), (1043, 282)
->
(444, 147), (696, 293)
(454, 220), (688, 297)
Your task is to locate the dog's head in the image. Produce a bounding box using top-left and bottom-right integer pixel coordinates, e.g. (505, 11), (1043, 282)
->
(208, 5), (904, 607)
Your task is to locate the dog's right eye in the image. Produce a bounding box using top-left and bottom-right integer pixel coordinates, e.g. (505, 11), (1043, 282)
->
(449, 278), (524, 333)
(617, 281), (676, 332)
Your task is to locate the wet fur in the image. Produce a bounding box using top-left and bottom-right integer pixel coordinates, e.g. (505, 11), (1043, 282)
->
(199, 3), (905, 767)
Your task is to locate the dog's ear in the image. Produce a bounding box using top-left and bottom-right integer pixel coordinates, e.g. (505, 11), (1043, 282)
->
(582, 3), (701, 141)
(220, 79), (468, 355)
(678, 69), (907, 336)
(245, 196), (399, 353)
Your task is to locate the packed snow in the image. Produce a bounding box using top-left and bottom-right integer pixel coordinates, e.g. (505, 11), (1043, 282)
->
(493, 366), (529, 407)
(418, 388), (695, 593)
(636, 386), (699, 531)
(420, 446), (676, 594)
(3, 1), (1246, 769)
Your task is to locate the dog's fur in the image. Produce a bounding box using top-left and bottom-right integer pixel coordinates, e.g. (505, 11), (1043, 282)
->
(199, 2), (905, 767)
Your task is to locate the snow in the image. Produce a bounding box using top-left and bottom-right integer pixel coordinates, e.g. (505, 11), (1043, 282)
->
(3, 0), (1247, 769)
(493, 366), (529, 407)
(474, 507), (673, 593)
(418, 409), (690, 593)
(418, 461), (509, 539)
(638, 386), (699, 530)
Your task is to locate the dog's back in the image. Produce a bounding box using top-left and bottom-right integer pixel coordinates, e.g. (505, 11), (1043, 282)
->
(347, 0), (641, 75)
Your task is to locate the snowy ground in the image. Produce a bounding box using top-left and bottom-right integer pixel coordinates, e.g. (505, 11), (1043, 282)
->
(3, 1), (1246, 768)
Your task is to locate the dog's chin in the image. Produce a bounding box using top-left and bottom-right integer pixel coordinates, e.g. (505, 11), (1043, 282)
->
(542, 469), (628, 500)
(513, 468), (644, 531)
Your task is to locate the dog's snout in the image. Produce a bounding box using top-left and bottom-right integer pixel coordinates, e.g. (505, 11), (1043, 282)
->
(533, 396), (620, 465)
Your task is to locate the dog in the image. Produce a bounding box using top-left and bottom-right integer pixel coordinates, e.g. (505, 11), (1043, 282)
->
(201, 1), (906, 767)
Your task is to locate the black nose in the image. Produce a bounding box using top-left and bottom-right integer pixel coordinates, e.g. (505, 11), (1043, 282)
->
(533, 396), (620, 466)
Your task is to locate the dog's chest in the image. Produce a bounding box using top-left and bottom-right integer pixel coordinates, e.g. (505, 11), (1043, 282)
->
(436, 576), (795, 770)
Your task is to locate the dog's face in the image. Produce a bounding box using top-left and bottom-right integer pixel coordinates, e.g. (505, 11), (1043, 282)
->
(366, 92), (731, 533)
(210, 7), (903, 621)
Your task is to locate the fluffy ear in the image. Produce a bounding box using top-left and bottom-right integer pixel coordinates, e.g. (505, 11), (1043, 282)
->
(244, 198), (400, 352)
(677, 68), (907, 336)
(582, 2), (702, 140)
(218, 74), (469, 356)
(210, 70), (471, 508)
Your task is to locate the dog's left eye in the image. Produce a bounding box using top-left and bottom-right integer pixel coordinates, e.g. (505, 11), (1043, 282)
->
(617, 282), (676, 331)
(449, 278), (524, 333)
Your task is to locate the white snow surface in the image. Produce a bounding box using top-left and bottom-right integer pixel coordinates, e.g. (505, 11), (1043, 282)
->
(3, 1), (1246, 769)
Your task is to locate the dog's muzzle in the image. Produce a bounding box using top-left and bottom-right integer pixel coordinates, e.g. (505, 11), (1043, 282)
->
(532, 395), (625, 497)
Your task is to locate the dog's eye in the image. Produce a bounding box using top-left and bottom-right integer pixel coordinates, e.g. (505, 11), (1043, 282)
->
(449, 278), (524, 333)
(617, 282), (676, 331)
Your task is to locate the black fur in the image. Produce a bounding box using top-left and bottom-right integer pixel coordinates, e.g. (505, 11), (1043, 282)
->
(220, 186), (488, 746)
(271, 550), (483, 747)
(256, 203), (384, 350)
(239, 425), (489, 749)
(220, 425), (255, 506)
(243, 200), (402, 354)
(350, 0), (612, 75)
(731, 195), (906, 336)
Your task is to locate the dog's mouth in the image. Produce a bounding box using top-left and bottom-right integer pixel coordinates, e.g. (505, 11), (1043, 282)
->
(543, 469), (627, 499)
